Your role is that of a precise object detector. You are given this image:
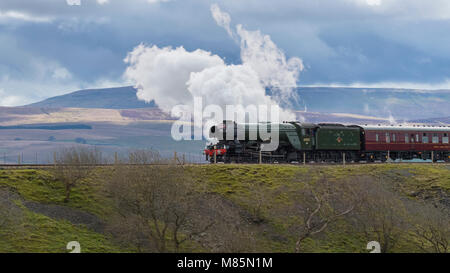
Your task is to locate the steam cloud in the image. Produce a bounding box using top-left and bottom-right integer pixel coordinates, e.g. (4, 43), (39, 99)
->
(210, 4), (234, 38)
(236, 25), (304, 105)
(124, 4), (304, 122)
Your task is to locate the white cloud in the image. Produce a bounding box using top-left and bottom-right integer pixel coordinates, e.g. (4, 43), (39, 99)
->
(302, 80), (450, 91)
(52, 67), (72, 80)
(366, 0), (381, 6)
(0, 89), (28, 106)
(97, 0), (109, 4)
(147, 0), (171, 3)
(0, 10), (52, 23)
(345, 0), (450, 19)
(57, 16), (110, 32)
(0, 34), (82, 106)
(350, 0), (382, 6)
(0, 78), (82, 106)
(66, 0), (81, 6)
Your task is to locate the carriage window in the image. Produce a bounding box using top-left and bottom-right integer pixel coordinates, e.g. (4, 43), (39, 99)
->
(444, 133), (449, 144)
(416, 134), (419, 142)
(411, 134), (415, 143)
(432, 133), (439, 144)
(405, 134), (409, 143)
(422, 133), (428, 143)
(375, 133), (379, 142)
(386, 132), (390, 143)
(392, 133), (396, 142)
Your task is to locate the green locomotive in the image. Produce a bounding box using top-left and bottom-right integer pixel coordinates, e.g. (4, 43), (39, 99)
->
(204, 121), (362, 163)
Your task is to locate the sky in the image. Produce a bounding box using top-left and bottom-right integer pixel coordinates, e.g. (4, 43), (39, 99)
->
(1, 0), (450, 106)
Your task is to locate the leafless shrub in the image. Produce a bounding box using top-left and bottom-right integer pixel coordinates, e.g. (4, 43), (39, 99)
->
(237, 180), (272, 224)
(289, 175), (362, 253)
(198, 194), (257, 253)
(409, 203), (449, 253)
(106, 152), (214, 252)
(0, 188), (23, 229)
(127, 149), (167, 165)
(107, 213), (153, 252)
(52, 146), (102, 203)
(352, 177), (407, 253)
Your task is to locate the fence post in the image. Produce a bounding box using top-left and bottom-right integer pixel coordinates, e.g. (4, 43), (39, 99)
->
(431, 151), (434, 164)
(303, 152), (306, 165)
(343, 153), (346, 166)
(114, 152), (118, 164)
(182, 154), (185, 165)
(18, 154), (21, 165)
(387, 150), (390, 163)
(213, 146), (217, 164)
(259, 150), (262, 164)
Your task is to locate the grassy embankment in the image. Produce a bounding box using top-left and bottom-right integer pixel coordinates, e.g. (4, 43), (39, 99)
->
(0, 163), (448, 253)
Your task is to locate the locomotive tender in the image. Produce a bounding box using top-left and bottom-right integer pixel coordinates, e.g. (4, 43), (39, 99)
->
(204, 121), (450, 163)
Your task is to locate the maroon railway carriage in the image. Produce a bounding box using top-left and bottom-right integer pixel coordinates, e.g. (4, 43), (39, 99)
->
(360, 125), (450, 162)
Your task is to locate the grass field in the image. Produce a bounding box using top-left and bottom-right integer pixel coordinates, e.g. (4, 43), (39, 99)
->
(0, 163), (448, 253)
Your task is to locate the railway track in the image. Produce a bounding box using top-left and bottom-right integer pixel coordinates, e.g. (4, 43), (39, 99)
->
(0, 161), (448, 169)
(0, 163), (202, 169)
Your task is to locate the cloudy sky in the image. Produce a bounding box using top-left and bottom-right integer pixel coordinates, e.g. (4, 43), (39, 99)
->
(1, 0), (450, 106)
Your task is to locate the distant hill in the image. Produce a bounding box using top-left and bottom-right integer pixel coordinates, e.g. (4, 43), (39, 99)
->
(26, 86), (449, 120)
(409, 116), (450, 125)
(295, 87), (450, 120)
(0, 124), (92, 130)
(27, 86), (155, 109)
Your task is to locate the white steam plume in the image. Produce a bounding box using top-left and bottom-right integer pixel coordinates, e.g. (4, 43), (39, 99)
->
(187, 63), (294, 119)
(124, 4), (303, 122)
(210, 4), (304, 104)
(236, 25), (304, 104)
(124, 45), (224, 113)
(210, 4), (234, 38)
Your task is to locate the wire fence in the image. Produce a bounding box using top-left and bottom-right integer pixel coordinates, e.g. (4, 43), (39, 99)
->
(1, 150), (448, 166)
(0, 151), (208, 165)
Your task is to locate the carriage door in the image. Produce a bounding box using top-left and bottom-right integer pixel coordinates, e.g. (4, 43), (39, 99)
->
(405, 133), (411, 151)
(409, 133), (415, 149)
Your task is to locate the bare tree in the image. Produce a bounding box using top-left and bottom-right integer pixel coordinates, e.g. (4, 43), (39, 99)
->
(127, 149), (168, 165)
(199, 193), (257, 253)
(353, 177), (407, 253)
(237, 180), (271, 224)
(410, 203), (449, 253)
(0, 187), (23, 228)
(107, 151), (214, 252)
(290, 175), (361, 253)
(52, 146), (102, 203)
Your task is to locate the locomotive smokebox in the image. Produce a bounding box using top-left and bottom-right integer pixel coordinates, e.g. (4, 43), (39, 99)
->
(209, 120), (236, 140)
(209, 125), (219, 139)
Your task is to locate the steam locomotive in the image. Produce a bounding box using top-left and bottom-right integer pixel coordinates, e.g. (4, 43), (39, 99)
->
(204, 121), (450, 163)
